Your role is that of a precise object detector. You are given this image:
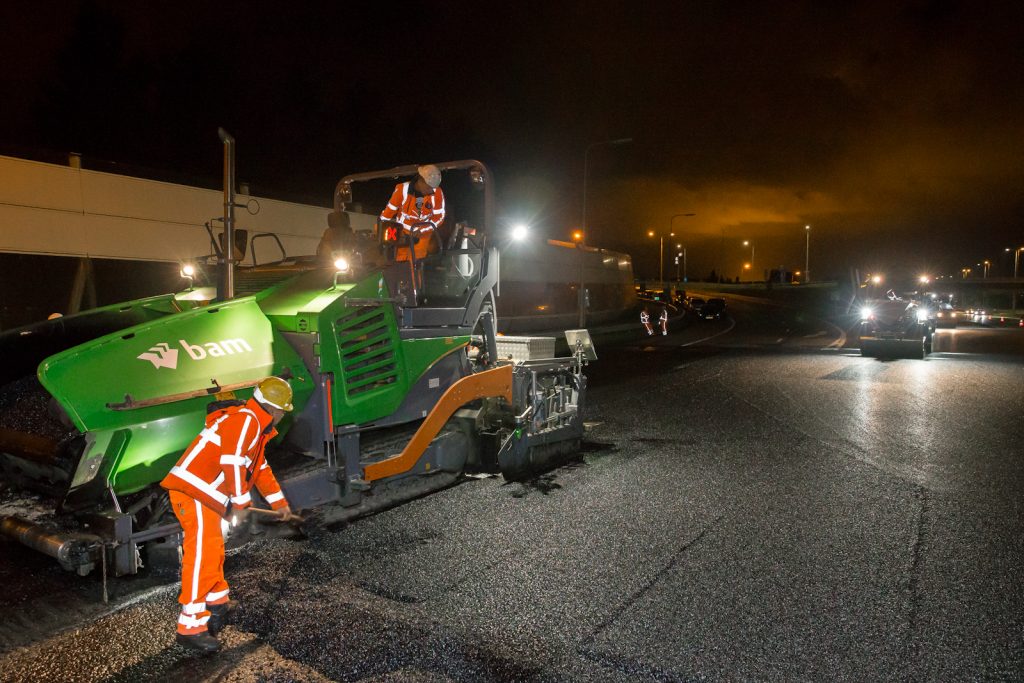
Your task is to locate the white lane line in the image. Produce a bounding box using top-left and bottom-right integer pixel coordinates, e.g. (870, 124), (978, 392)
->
(825, 322), (848, 348)
(680, 318), (737, 347)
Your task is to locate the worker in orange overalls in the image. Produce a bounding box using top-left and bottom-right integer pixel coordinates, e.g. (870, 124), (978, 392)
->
(379, 164), (446, 262)
(160, 376), (297, 653)
(640, 307), (654, 336)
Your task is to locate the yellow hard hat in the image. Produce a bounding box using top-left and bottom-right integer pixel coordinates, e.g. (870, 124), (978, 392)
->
(253, 376), (293, 412)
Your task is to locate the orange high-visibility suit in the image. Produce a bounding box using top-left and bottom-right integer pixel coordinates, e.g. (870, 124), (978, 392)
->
(379, 181), (446, 261)
(160, 398), (289, 635)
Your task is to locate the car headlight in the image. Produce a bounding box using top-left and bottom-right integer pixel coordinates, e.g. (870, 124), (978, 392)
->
(860, 306), (874, 320)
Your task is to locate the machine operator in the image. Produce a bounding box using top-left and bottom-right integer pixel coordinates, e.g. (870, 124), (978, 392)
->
(379, 164), (446, 261)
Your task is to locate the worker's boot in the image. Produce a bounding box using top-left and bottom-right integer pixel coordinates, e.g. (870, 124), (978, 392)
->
(176, 630), (221, 653)
(207, 600), (239, 636)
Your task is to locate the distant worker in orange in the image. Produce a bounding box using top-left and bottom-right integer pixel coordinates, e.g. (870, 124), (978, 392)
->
(160, 376), (298, 653)
(659, 306), (669, 336)
(640, 307), (654, 336)
(379, 164), (446, 261)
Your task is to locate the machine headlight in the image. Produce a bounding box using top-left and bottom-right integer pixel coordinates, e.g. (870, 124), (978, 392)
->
(333, 256), (351, 273)
(916, 308), (930, 323)
(860, 306), (874, 320)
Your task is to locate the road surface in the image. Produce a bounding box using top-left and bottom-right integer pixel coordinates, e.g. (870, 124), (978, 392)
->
(1, 295), (1021, 681)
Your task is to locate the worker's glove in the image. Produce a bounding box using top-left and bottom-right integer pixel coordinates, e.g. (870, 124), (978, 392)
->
(275, 505), (303, 524)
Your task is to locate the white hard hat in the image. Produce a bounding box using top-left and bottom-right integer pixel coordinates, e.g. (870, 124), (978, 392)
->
(418, 164), (442, 189)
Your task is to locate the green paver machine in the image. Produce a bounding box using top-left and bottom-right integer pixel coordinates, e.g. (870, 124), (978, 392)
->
(0, 136), (592, 577)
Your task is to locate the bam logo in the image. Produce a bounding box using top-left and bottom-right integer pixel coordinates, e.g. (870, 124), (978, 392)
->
(137, 343), (179, 370)
(179, 338), (253, 359)
(137, 338), (253, 369)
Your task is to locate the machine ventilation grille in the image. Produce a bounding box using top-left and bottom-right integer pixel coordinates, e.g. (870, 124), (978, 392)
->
(234, 271), (300, 297)
(335, 307), (398, 396)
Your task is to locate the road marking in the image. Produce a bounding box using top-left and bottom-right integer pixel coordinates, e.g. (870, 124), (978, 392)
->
(680, 318), (737, 347)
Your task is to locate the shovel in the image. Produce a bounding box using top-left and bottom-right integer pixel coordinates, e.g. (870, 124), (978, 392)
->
(249, 506), (306, 525)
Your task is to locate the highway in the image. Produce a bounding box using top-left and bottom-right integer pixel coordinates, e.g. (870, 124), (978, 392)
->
(1, 295), (1022, 680)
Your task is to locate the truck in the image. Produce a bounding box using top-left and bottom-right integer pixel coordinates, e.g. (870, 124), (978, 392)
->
(0, 139), (592, 579)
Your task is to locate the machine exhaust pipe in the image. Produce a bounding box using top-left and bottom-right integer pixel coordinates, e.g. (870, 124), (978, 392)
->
(218, 127), (236, 301)
(0, 516), (100, 575)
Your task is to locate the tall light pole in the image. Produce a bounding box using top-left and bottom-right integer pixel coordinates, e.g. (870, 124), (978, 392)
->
(1014, 247), (1024, 311)
(743, 240), (755, 279)
(668, 213), (695, 284)
(580, 137), (631, 326)
(804, 225), (811, 283)
(648, 230), (674, 283)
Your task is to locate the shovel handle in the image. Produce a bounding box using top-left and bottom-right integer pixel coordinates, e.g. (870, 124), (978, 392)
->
(249, 507), (305, 524)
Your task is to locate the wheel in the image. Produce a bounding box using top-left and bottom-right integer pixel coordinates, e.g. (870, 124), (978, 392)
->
(904, 338), (925, 359)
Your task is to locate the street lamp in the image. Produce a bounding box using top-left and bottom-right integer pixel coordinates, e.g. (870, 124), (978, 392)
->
(1005, 246), (1024, 311)
(668, 213), (696, 282)
(742, 240), (755, 280)
(804, 225), (811, 283)
(1006, 247), (1024, 278)
(647, 229), (675, 282)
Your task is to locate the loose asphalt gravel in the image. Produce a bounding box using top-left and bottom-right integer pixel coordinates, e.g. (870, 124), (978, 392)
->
(1, 302), (1022, 681)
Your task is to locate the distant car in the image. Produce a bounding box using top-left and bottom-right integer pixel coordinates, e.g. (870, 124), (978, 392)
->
(970, 310), (1021, 327)
(934, 302), (958, 328)
(687, 297), (705, 313)
(859, 295), (933, 358)
(701, 298), (726, 320)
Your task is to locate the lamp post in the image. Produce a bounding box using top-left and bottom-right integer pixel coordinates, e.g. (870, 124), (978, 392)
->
(804, 225), (811, 283)
(648, 230), (674, 283)
(1007, 245), (1024, 309)
(743, 240), (755, 280)
(666, 213), (695, 283)
(581, 137), (631, 327)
